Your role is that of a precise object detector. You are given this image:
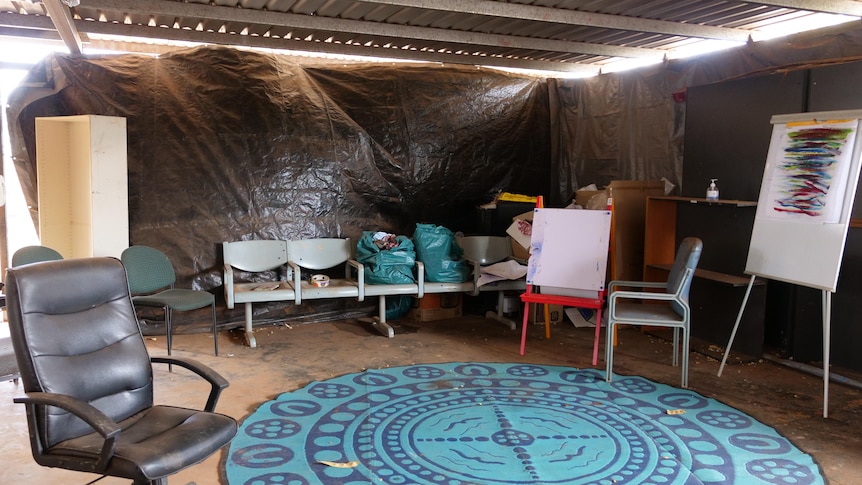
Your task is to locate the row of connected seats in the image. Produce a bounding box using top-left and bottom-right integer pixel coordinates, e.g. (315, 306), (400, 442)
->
(223, 236), (526, 346)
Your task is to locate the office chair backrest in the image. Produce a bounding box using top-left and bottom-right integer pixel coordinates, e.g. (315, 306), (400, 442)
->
(666, 237), (703, 314)
(6, 258), (153, 449)
(11, 245), (63, 267)
(121, 245), (177, 293)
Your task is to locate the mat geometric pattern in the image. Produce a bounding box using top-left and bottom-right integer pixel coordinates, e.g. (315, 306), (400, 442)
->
(226, 362), (823, 484)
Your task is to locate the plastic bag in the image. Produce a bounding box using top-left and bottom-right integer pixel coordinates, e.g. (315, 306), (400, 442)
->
(413, 223), (470, 283)
(355, 231), (416, 285)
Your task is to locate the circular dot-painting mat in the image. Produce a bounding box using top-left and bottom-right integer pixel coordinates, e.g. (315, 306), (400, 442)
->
(226, 363), (823, 484)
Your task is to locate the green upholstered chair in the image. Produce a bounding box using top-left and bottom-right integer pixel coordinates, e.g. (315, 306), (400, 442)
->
(121, 245), (219, 357)
(11, 245), (63, 267)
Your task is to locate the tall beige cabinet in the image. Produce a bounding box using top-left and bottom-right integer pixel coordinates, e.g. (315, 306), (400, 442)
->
(35, 115), (129, 258)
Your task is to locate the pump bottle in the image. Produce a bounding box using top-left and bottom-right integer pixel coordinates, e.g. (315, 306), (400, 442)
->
(706, 179), (719, 201)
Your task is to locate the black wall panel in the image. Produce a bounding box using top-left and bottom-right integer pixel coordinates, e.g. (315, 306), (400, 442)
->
(684, 60), (862, 371)
(682, 72), (806, 201)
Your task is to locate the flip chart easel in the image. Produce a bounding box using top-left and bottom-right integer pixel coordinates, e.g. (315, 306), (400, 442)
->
(718, 109), (862, 418)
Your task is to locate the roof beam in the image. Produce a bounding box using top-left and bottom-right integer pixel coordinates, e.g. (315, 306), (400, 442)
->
(74, 20), (600, 74)
(40, 0), (82, 54)
(82, 0), (665, 60)
(365, 0), (753, 42)
(746, 1), (862, 16)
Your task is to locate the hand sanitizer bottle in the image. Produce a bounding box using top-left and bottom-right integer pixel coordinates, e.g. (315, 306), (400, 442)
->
(706, 179), (719, 201)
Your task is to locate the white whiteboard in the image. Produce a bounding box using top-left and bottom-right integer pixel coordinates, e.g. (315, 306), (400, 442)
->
(526, 208), (612, 291)
(745, 110), (862, 292)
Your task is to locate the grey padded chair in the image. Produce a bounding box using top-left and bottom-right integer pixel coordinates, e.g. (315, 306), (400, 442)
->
(121, 245), (219, 356)
(605, 237), (703, 388)
(11, 245), (63, 267)
(6, 257), (237, 485)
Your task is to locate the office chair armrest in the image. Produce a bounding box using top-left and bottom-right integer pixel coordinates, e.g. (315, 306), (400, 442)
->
(150, 356), (229, 412)
(608, 279), (666, 292)
(15, 391), (121, 472)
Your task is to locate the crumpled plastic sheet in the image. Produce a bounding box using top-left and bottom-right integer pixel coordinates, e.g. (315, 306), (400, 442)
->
(9, 22), (862, 329)
(6, 46), (550, 328)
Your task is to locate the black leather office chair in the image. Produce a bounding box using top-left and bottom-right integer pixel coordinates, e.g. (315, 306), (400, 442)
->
(6, 257), (237, 485)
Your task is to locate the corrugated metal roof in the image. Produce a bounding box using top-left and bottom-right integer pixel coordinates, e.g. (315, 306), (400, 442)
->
(0, 0), (860, 74)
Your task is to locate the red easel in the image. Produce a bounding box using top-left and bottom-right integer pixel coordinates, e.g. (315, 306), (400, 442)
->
(518, 196), (610, 366)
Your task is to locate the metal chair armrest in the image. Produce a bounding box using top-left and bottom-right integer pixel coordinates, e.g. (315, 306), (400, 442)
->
(347, 259), (365, 301)
(608, 279), (666, 292)
(223, 263), (235, 309)
(288, 260), (302, 303)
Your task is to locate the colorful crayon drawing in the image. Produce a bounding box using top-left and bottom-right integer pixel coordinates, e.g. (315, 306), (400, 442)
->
(765, 121), (857, 223)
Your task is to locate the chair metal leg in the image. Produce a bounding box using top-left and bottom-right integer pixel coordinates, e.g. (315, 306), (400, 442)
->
(165, 307), (174, 372)
(672, 327), (679, 367)
(243, 302), (257, 348)
(211, 302), (218, 356)
(681, 327), (690, 388)
(605, 320), (615, 382)
(165, 307), (172, 356)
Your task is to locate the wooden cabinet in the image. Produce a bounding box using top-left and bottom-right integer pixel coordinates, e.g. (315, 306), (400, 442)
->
(644, 196), (766, 358)
(35, 115), (129, 258)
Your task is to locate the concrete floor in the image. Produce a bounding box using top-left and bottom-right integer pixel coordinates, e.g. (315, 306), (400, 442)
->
(1, 314), (861, 484)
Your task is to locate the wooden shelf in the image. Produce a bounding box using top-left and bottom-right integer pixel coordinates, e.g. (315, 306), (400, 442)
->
(650, 196), (757, 207)
(647, 264), (764, 287)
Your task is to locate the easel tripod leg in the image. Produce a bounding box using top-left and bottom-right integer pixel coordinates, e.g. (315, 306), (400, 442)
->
(822, 290), (832, 419)
(718, 274), (756, 377)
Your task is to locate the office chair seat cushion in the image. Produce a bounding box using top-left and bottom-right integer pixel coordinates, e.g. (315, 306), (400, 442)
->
(51, 405), (237, 481)
(132, 288), (214, 312)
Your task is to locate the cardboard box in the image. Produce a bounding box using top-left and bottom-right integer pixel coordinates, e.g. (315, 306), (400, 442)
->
(528, 303), (564, 325)
(575, 189), (607, 209)
(407, 293), (463, 322)
(573, 181), (666, 282)
(506, 210), (534, 261)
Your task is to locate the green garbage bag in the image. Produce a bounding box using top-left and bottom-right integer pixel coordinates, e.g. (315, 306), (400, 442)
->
(413, 223), (470, 283)
(356, 231), (417, 320)
(355, 231), (416, 285)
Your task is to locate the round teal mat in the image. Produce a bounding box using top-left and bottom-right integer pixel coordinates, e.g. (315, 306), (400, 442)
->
(226, 363), (823, 484)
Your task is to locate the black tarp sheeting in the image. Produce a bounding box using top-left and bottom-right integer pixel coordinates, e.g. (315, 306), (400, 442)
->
(7, 46), (551, 326)
(8, 20), (862, 329)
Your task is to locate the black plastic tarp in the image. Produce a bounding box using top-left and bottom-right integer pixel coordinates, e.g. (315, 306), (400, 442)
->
(7, 46), (550, 326)
(9, 21), (862, 329)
